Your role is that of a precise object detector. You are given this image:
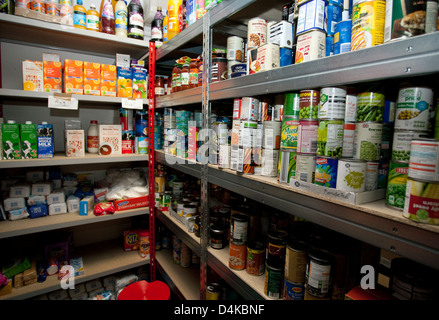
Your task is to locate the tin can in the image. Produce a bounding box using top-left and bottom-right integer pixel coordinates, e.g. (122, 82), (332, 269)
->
(284, 92), (300, 118)
(325, 3), (342, 35)
(295, 30), (326, 64)
(246, 240), (266, 276)
(278, 150), (297, 183)
(333, 13), (352, 54)
(267, 230), (288, 269)
(229, 241), (247, 270)
(353, 122), (383, 161)
(264, 264), (284, 299)
(233, 99), (242, 119)
(210, 225), (227, 249)
(381, 122), (393, 161)
(316, 119), (344, 157)
(280, 117), (300, 150)
(155, 175), (166, 193)
(395, 87), (434, 131)
(274, 104), (284, 121)
(295, 153), (316, 183)
(227, 36), (244, 62)
(297, 120), (319, 154)
(365, 161), (379, 191)
(120, 108), (133, 131)
(384, 100), (396, 124)
(378, 160), (390, 189)
(341, 122), (356, 157)
(392, 130), (429, 162)
(336, 158), (367, 192)
(344, 89), (358, 122)
(240, 97), (260, 121)
(261, 148), (280, 177)
(314, 156), (339, 188)
(403, 177), (439, 225)
(326, 35), (334, 57)
(180, 242), (191, 267)
(206, 283), (222, 300)
(319, 87), (347, 120)
(211, 57), (228, 82)
(356, 92), (385, 123)
(248, 17), (267, 48)
(305, 249), (333, 298)
(297, 0), (326, 35)
(280, 47), (293, 67)
(351, 0), (386, 51)
(122, 130), (135, 154)
(230, 213), (249, 243)
(227, 60), (241, 79)
(285, 240), (308, 283)
(284, 279), (305, 300)
(299, 90), (320, 120)
(408, 138), (439, 181)
(263, 121), (282, 150)
(386, 160), (409, 210)
(239, 147), (255, 174)
(218, 144), (231, 169)
(183, 204), (197, 217)
(260, 101), (274, 121)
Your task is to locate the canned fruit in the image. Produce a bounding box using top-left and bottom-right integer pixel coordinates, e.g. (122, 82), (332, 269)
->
(403, 178), (439, 224)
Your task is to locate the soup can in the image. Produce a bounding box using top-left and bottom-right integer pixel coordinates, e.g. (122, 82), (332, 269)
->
(295, 153), (316, 183)
(229, 241), (247, 270)
(297, 120), (319, 154)
(227, 36), (244, 62)
(246, 240), (266, 276)
(248, 17), (267, 48)
(318, 87), (347, 120)
(285, 240), (308, 283)
(408, 138), (439, 182)
(278, 149), (297, 183)
(305, 249), (333, 298)
(336, 158), (367, 192)
(260, 101), (274, 121)
(264, 264), (284, 299)
(386, 160), (409, 210)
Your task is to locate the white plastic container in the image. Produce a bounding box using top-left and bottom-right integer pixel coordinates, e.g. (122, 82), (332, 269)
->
(87, 120), (99, 153)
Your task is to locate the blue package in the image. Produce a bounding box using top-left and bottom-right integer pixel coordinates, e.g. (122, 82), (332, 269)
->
(29, 204), (48, 219)
(37, 122), (54, 159)
(325, 3), (343, 35)
(326, 35), (334, 57)
(280, 47), (293, 67)
(333, 19), (352, 55)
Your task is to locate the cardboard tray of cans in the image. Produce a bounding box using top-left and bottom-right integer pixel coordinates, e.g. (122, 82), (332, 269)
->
(289, 179), (386, 205)
(15, 7), (73, 26)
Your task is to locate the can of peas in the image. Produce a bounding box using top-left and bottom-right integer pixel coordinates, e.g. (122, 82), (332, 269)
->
(385, 160), (409, 211)
(391, 130), (429, 162)
(316, 119), (344, 157)
(353, 122), (383, 161)
(356, 92), (385, 123)
(299, 90), (320, 120)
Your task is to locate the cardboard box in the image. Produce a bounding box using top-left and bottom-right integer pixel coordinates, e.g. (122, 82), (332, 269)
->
(98, 124), (122, 155)
(22, 60), (44, 92)
(132, 67), (147, 99)
(117, 67), (133, 98)
(43, 61), (62, 93)
(84, 62), (101, 96)
(64, 59), (83, 94)
(113, 195), (149, 211)
(65, 129), (85, 157)
(20, 122), (38, 159)
(2, 122), (21, 160)
(37, 122), (54, 158)
(123, 229), (140, 251)
(100, 64), (117, 97)
(345, 286), (395, 300)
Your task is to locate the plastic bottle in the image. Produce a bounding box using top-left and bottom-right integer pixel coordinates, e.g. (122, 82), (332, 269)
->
(114, 0), (128, 37)
(151, 6), (164, 44)
(100, 0), (115, 34)
(163, 11), (168, 43)
(87, 120), (99, 153)
(127, 0), (144, 40)
(167, 0), (182, 41)
(86, 4), (100, 31)
(73, 0), (86, 29)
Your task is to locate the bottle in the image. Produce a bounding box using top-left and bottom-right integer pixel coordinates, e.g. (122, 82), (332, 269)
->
(151, 6), (164, 45)
(73, 0), (86, 29)
(86, 4), (100, 31)
(189, 58), (198, 89)
(100, 0), (115, 34)
(171, 63), (182, 93)
(167, 0), (182, 41)
(139, 230), (150, 259)
(180, 63), (189, 91)
(87, 120), (99, 153)
(155, 76), (165, 96)
(163, 11), (168, 43)
(114, 0), (128, 37)
(127, 0), (144, 40)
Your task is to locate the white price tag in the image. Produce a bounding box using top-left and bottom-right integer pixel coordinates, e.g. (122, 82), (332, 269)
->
(48, 94), (78, 110)
(121, 98), (143, 110)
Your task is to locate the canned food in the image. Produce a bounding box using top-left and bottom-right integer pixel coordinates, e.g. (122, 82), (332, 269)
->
(333, 12), (352, 54)
(408, 139), (439, 181)
(316, 119), (344, 157)
(240, 97), (260, 121)
(353, 122), (383, 161)
(284, 92), (300, 118)
(259, 101), (274, 121)
(297, 0), (326, 35)
(395, 87), (434, 131)
(336, 158), (367, 192)
(297, 120), (319, 154)
(295, 154), (316, 183)
(305, 249), (333, 298)
(246, 240), (266, 276)
(230, 213), (249, 243)
(280, 117), (300, 150)
(341, 122), (356, 157)
(155, 175), (166, 193)
(384, 100), (396, 124)
(229, 241), (247, 270)
(206, 283), (222, 300)
(180, 242), (191, 267)
(183, 204), (197, 217)
(295, 30), (326, 63)
(365, 161), (379, 191)
(285, 240), (308, 283)
(386, 160), (409, 210)
(314, 156), (338, 188)
(274, 104), (284, 121)
(391, 130), (429, 161)
(227, 36), (244, 62)
(265, 264), (284, 299)
(267, 230), (288, 269)
(284, 279), (305, 300)
(404, 177), (439, 225)
(233, 98), (242, 119)
(318, 87), (347, 120)
(263, 121), (282, 149)
(344, 89), (357, 122)
(378, 160), (390, 189)
(278, 149), (297, 183)
(325, 3), (342, 35)
(299, 90), (320, 120)
(261, 148), (280, 177)
(248, 17), (267, 48)
(356, 92), (385, 123)
(210, 225), (227, 249)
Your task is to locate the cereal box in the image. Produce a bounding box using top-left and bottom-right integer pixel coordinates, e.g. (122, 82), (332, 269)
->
(100, 64), (117, 97)
(98, 124), (122, 155)
(22, 60), (44, 92)
(20, 122), (38, 159)
(117, 67), (133, 98)
(84, 62), (100, 96)
(64, 59), (83, 94)
(132, 67), (147, 99)
(65, 129), (85, 157)
(43, 61), (62, 93)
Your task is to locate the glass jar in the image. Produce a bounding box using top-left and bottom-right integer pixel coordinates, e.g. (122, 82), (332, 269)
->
(166, 76), (172, 95)
(197, 58), (203, 87)
(155, 76), (165, 96)
(189, 59), (199, 89)
(181, 63), (190, 91)
(172, 64), (182, 93)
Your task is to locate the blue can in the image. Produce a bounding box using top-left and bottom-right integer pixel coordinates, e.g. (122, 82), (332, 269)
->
(325, 4), (342, 35)
(328, 0), (343, 7)
(284, 279), (305, 300)
(326, 35), (334, 57)
(280, 47), (293, 67)
(314, 156), (338, 188)
(333, 19), (352, 55)
(231, 72), (246, 78)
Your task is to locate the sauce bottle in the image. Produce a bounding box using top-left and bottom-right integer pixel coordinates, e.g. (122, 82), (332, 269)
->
(127, 0), (144, 40)
(180, 62), (189, 91)
(73, 0), (86, 29)
(155, 76), (165, 96)
(114, 0), (128, 37)
(100, 0), (115, 34)
(87, 120), (99, 153)
(197, 57), (203, 87)
(171, 63), (182, 93)
(86, 4), (100, 31)
(166, 76), (172, 95)
(189, 58), (198, 89)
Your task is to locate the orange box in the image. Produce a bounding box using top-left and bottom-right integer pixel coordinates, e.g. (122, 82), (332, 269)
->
(43, 61), (62, 93)
(116, 66), (133, 98)
(113, 196), (149, 211)
(100, 64), (117, 97)
(63, 59), (83, 94)
(83, 62), (100, 96)
(22, 60), (44, 92)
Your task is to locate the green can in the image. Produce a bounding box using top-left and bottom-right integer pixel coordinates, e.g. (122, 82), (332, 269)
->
(284, 93), (300, 118)
(264, 263), (284, 299)
(356, 92), (385, 123)
(278, 149), (297, 183)
(316, 120), (344, 157)
(280, 117), (299, 150)
(385, 160), (409, 210)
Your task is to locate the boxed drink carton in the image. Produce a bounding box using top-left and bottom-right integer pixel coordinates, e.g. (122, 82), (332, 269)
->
(100, 64), (117, 97)
(37, 122), (54, 158)
(43, 61), (62, 93)
(2, 122), (21, 160)
(132, 67), (147, 99)
(98, 124), (122, 155)
(63, 59), (83, 94)
(22, 60), (44, 92)
(83, 62), (100, 96)
(20, 122), (38, 159)
(117, 67), (133, 98)
(65, 129), (85, 157)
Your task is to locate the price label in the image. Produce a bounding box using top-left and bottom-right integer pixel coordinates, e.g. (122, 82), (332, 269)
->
(48, 93), (78, 110)
(121, 98), (143, 110)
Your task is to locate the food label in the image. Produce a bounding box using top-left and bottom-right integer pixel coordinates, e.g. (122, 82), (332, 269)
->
(403, 179), (439, 225)
(353, 122), (383, 161)
(395, 87), (433, 131)
(351, 0), (385, 51)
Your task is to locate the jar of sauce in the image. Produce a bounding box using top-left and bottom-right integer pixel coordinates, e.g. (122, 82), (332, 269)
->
(197, 58), (203, 87)
(166, 76), (172, 95)
(189, 59), (199, 89)
(155, 76), (165, 96)
(172, 64), (182, 92)
(181, 63), (190, 91)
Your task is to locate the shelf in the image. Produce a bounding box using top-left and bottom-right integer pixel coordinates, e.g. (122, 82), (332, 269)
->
(0, 238), (149, 300)
(156, 248), (200, 300)
(0, 152), (148, 169)
(0, 13), (148, 58)
(156, 87), (202, 108)
(0, 207), (149, 239)
(155, 150), (201, 180)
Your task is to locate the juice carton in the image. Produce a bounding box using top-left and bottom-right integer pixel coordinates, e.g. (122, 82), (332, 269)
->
(83, 62), (101, 96)
(2, 122), (21, 160)
(22, 60), (43, 92)
(65, 129), (85, 157)
(37, 122), (54, 158)
(117, 67), (133, 98)
(100, 64), (117, 97)
(63, 59), (83, 94)
(43, 61), (62, 93)
(132, 67), (147, 99)
(98, 124), (122, 155)
(20, 122), (38, 159)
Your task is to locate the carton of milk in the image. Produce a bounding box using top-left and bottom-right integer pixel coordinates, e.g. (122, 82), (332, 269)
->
(37, 122), (54, 158)
(20, 122), (38, 159)
(2, 121), (21, 160)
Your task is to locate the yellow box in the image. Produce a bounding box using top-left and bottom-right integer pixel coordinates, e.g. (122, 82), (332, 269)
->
(43, 61), (62, 93)
(100, 64), (117, 97)
(84, 62), (100, 96)
(64, 59), (83, 94)
(22, 60), (44, 92)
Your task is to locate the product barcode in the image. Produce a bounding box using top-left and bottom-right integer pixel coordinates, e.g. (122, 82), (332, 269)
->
(266, 135), (274, 149)
(311, 140), (317, 152)
(300, 172), (308, 181)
